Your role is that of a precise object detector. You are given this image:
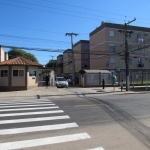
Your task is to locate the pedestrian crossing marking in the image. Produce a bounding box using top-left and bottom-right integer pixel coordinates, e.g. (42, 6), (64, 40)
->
(87, 147), (105, 150)
(0, 103), (54, 108)
(0, 100), (93, 149)
(0, 110), (64, 117)
(0, 122), (78, 135)
(0, 105), (57, 112)
(0, 133), (90, 150)
(0, 115), (70, 124)
(0, 101), (52, 106)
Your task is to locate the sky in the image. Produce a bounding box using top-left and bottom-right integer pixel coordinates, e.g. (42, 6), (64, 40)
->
(0, 0), (150, 65)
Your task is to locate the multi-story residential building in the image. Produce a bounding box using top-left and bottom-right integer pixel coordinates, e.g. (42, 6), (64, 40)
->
(90, 22), (150, 83)
(73, 40), (90, 77)
(56, 54), (63, 76)
(63, 49), (72, 76)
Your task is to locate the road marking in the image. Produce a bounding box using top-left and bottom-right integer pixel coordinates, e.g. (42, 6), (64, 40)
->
(0, 105), (57, 112)
(0, 110), (64, 117)
(87, 147), (105, 150)
(0, 115), (70, 124)
(0, 103), (55, 109)
(0, 122), (78, 135)
(74, 104), (104, 107)
(0, 101), (52, 106)
(0, 133), (90, 149)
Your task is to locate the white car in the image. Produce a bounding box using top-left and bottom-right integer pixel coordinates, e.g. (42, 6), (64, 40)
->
(55, 77), (68, 88)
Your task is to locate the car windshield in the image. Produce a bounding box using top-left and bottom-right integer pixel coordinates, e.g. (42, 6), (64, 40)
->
(57, 78), (66, 81)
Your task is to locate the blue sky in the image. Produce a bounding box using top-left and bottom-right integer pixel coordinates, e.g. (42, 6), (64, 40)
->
(0, 0), (150, 65)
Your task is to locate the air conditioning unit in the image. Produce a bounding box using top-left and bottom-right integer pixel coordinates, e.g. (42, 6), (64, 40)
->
(116, 67), (120, 72)
(106, 63), (111, 67)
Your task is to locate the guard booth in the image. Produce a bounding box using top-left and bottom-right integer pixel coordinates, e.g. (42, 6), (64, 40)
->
(79, 69), (111, 87)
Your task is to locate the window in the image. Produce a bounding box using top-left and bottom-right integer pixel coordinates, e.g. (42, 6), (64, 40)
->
(1, 70), (8, 77)
(110, 44), (115, 51)
(13, 70), (24, 77)
(129, 58), (132, 64)
(128, 45), (132, 50)
(83, 64), (87, 68)
(127, 33), (131, 38)
(109, 57), (115, 63)
(29, 70), (36, 76)
(137, 33), (142, 39)
(138, 58), (142, 64)
(109, 31), (114, 36)
(83, 44), (89, 50)
(138, 46), (141, 51)
(137, 33), (143, 42)
(83, 54), (88, 59)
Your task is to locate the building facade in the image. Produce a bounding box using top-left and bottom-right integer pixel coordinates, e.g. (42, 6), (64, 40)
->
(73, 40), (90, 78)
(63, 49), (72, 76)
(90, 22), (150, 84)
(57, 54), (63, 76)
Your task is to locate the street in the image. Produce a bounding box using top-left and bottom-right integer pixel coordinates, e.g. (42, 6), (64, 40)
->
(0, 92), (150, 150)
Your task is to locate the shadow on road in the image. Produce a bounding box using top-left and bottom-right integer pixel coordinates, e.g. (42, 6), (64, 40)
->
(83, 96), (150, 149)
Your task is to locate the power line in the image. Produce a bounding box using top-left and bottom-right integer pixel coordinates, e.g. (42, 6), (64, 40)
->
(43, 0), (150, 21)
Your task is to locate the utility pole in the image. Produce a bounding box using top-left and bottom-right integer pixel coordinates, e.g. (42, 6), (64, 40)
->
(125, 18), (136, 91)
(66, 33), (78, 85)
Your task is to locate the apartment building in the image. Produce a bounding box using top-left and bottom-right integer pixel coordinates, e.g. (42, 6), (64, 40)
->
(57, 54), (63, 76)
(73, 40), (90, 77)
(63, 49), (72, 76)
(90, 22), (150, 83)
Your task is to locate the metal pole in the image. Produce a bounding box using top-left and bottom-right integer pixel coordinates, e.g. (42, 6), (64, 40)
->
(146, 72), (148, 90)
(66, 33), (78, 86)
(125, 23), (129, 91)
(125, 18), (136, 91)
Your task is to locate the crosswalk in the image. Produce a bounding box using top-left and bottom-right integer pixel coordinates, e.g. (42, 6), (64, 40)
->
(0, 99), (95, 150)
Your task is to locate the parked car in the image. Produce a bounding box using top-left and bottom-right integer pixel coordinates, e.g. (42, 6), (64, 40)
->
(55, 77), (68, 88)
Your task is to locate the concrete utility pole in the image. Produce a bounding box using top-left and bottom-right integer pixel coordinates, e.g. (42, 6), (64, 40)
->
(66, 33), (78, 85)
(125, 18), (136, 91)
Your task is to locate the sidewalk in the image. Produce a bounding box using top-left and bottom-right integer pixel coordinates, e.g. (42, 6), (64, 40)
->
(0, 86), (149, 100)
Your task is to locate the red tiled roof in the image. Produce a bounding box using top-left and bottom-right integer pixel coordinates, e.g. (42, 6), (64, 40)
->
(0, 57), (43, 66)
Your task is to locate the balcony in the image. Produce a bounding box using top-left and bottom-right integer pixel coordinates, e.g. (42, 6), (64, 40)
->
(138, 63), (144, 67)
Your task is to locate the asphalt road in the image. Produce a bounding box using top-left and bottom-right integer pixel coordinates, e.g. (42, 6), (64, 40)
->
(0, 93), (150, 150)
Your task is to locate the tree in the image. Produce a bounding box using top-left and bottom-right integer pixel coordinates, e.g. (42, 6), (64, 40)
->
(8, 48), (38, 62)
(45, 59), (57, 71)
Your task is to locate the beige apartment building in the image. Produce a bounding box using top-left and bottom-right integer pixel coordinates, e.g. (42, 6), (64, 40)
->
(73, 40), (90, 77)
(57, 54), (63, 76)
(63, 49), (72, 77)
(90, 22), (150, 84)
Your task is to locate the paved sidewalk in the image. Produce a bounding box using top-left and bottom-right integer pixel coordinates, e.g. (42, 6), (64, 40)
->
(0, 85), (149, 101)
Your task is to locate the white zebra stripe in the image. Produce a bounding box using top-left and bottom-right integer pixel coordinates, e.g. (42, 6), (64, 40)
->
(0, 115), (69, 124)
(0, 110), (64, 117)
(0, 105), (57, 112)
(0, 103), (54, 108)
(0, 122), (78, 135)
(0, 101), (52, 106)
(0, 133), (90, 149)
(87, 147), (105, 150)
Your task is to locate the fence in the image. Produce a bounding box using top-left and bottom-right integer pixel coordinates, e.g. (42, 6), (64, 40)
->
(84, 73), (111, 87)
(116, 72), (150, 85)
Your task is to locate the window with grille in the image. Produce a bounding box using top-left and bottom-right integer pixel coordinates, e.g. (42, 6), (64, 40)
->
(1, 70), (8, 77)
(109, 31), (114, 36)
(13, 70), (24, 77)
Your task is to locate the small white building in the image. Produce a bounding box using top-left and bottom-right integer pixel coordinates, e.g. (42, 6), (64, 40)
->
(79, 69), (111, 87)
